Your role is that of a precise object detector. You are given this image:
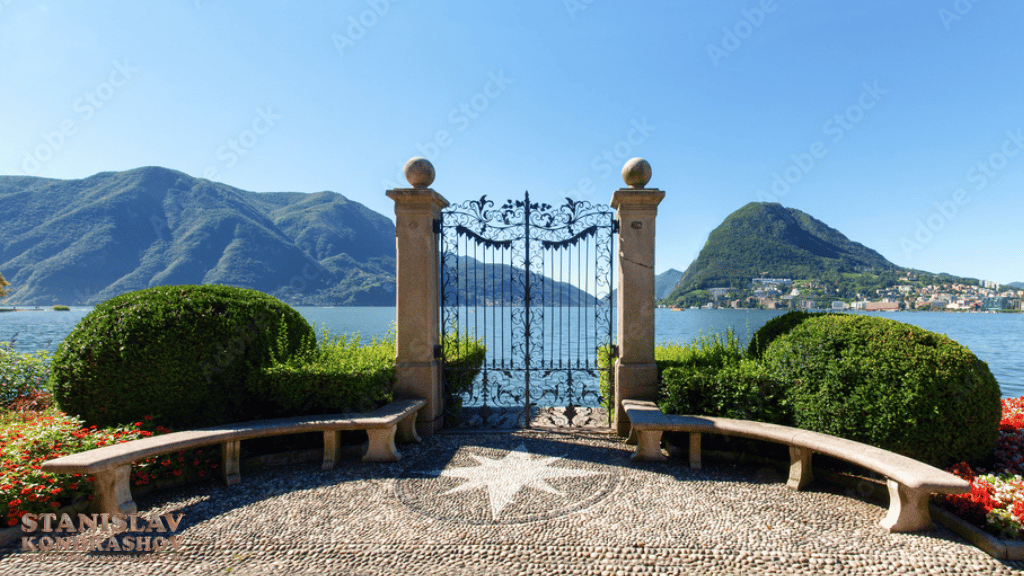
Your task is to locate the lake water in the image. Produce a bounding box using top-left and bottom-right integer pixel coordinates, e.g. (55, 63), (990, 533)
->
(2, 307), (1021, 398)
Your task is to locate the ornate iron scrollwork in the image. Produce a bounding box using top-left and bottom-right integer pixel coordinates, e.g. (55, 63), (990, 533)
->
(440, 192), (616, 430)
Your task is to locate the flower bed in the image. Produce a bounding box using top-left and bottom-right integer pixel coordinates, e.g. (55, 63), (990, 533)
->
(938, 396), (1024, 539)
(0, 409), (217, 527)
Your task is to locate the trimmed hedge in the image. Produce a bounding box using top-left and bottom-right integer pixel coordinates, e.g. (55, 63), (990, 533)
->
(762, 314), (1001, 466)
(51, 285), (316, 429)
(747, 310), (828, 359)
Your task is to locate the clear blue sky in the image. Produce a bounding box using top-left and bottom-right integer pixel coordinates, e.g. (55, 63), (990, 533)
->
(3, 1), (1022, 284)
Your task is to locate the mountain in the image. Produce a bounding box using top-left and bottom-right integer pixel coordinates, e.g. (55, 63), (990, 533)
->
(0, 167), (396, 306)
(655, 269), (684, 300)
(666, 202), (899, 302)
(442, 256), (600, 307)
(1007, 282), (1024, 289)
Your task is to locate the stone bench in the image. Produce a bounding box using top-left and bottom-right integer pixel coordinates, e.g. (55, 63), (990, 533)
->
(42, 398), (426, 516)
(621, 399), (970, 533)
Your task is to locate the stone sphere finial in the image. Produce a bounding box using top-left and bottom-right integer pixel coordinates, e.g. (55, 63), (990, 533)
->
(621, 158), (652, 188)
(404, 157), (435, 188)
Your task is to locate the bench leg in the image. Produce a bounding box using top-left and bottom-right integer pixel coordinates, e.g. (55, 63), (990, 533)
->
(396, 412), (422, 444)
(787, 446), (813, 490)
(323, 431), (340, 470)
(90, 465), (137, 516)
(363, 426), (400, 462)
(222, 440), (241, 486)
(689, 432), (702, 470)
(880, 479), (933, 532)
(631, 429), (667, 462)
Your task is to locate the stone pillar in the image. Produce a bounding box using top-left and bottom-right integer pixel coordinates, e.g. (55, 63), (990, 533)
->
(387, 158), (449, 437)
(611, 158), (665, 436)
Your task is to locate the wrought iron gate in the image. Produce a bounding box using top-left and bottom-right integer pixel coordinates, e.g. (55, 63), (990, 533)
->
(439, 192), (617, 429)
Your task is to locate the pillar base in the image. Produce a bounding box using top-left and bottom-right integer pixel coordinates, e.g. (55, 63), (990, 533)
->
(614, 361), (659, 436)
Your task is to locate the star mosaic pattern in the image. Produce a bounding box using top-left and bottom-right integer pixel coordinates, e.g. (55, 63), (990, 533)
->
(398, 440), (619, 525)
(420, 444), (605, 520)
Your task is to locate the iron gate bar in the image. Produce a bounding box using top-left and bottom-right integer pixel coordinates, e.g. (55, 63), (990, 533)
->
(440, 192), (616, 429)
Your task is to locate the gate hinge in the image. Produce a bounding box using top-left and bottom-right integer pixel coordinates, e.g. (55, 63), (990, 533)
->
(432, 219), (442, 234)
(433, 344), (443, 359)
(612, 219), (620, 234)
(610, 344), (619, 358)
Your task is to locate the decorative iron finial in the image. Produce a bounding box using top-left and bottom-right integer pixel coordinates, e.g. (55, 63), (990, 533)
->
(621, 158), (652, 188)
(404, 157), (435, 188)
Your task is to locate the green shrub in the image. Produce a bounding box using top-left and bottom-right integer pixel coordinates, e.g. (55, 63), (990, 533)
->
(747, 310), (828, 359)
(598, 344), (614, 415)
(0, 343), (52, 409)
(600, 331), (748, 418)
(442, 331), (487, 424)
(659, 359), (791, 424)
(52, 305), (70, 311)
(252, 325), (396, 416)
(655, 330), (745, 375)
(51, 285), (316, 429)
(762, 314), (1001, 465)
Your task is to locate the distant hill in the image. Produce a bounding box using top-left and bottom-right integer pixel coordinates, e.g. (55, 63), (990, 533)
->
(0, 167), (396, 306)
(1007, 282), (1024, 289)
(442, 256), (599, 307)
(655, 269), (684, 300)
(666, 202), (899, 302)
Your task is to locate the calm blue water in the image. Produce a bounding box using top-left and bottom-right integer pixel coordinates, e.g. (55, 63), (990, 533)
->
(2, 307), (1021, 398)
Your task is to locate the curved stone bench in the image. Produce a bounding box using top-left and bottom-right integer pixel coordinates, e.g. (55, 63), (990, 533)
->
(621, 399), (969, 533)
(42, 398), (426, 516)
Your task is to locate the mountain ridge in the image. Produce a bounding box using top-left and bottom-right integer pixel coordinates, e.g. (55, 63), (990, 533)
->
(0, 167), (396, 305)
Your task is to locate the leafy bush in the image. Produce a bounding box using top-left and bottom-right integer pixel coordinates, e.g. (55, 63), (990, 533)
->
(51, 285), (316, 430)
(598, 344), (614, 415)
(52, 305), (70, 311)
(655, 330), (745, 375)
(746, 310), (828, 358)
(659, 359), (790, 424)
(652, 330), (789, 423)
(252, 325), (396, 416)
(600, 331), (749, 418)
(0, 342), (52, 409)
(442, 331), (487, 425)
(762, 314), (1001, 465)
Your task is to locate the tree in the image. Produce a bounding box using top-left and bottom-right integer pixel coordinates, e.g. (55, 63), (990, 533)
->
(0, 271), (9, 298)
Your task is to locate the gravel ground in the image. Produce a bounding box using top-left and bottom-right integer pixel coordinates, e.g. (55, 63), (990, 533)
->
(1, 430), (1021, 575)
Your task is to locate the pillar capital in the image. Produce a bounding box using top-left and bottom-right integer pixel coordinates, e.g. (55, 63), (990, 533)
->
(386, 188), (450, 212)
(610, 188), (665, 211)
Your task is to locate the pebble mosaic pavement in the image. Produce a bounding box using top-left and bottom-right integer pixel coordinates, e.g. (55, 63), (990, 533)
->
(2, 430), (1022, 575)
